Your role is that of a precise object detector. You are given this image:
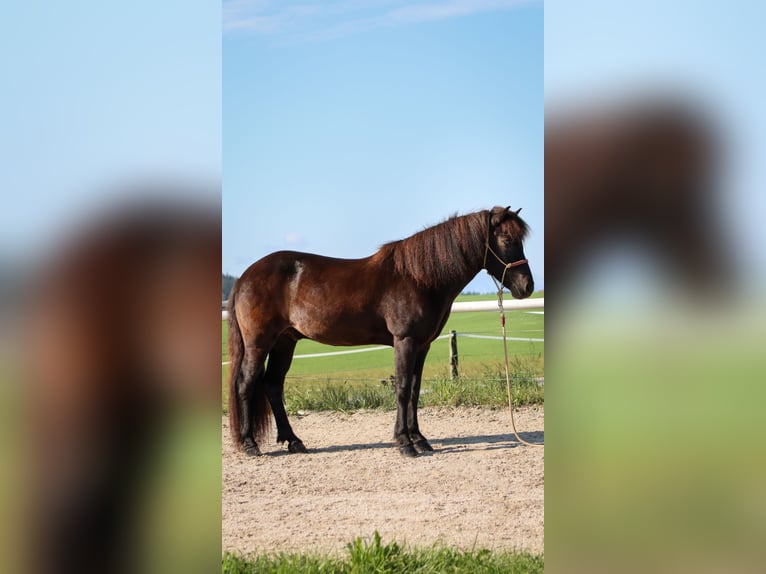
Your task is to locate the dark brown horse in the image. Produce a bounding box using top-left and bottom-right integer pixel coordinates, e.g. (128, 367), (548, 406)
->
(545, 98), (725, 294)
(228, 206), (534, 457)
(23, 200), (220, 574)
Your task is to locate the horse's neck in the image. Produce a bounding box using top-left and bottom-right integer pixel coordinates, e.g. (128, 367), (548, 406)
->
(439, 258), (485, 301)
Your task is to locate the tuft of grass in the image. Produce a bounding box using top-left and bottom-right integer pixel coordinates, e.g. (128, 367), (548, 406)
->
(285, 381), (396, 413)
(424, 360), (543, 408)
(279, 364), (543, 415)
(221, 364), (544, 417)
(222, 532), (543, 573)
(223, 344), (543, 416)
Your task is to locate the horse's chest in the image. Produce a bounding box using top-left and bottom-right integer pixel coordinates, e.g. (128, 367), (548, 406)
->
(383, 298), (449, 342)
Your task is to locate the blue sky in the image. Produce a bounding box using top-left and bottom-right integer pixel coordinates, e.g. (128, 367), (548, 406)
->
(7, 1), (760, 292)
(1, 2), (221, 264)
(222, 0), (544, 292)
(546, 0), (766, 292)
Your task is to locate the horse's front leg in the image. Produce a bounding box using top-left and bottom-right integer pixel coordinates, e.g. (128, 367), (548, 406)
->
(393, 336), (418, 457)
(408, 345), (433, 453)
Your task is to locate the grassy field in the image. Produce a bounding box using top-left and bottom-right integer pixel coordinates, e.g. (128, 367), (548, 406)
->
(221, 293), (543, 413)
(222, 532), (543, 574)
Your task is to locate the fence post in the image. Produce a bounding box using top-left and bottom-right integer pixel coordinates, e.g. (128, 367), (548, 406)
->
(449, 330), (459, 380)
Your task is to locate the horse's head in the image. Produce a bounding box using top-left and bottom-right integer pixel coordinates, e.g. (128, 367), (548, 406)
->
(485, 206), (534, 298)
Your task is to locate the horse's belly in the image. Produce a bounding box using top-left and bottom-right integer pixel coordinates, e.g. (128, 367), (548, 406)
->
(291, 311), (391, 347)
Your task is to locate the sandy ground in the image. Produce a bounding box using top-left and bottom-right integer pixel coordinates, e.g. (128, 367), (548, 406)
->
(222, 406), (544, 556)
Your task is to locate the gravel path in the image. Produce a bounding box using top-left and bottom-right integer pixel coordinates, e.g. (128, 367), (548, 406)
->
(222, 406), (544, 556)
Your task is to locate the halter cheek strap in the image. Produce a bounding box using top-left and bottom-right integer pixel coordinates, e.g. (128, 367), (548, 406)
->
(483, 239), (528, 292)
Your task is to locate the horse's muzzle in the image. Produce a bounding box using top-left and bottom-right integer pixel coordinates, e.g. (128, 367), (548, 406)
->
(511, 275), (534, 299)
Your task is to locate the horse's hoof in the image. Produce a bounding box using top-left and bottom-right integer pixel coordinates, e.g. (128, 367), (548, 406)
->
(242, 438), (262, 456)
(288, 440), (308, 454)
(244, 445), (262, 457)
(399, 444), (418, 457)
(413, 439), (434, 452)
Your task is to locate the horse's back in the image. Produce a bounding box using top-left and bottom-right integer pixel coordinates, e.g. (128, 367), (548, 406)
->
(239, 250), (370, 291)
(235, 250), (398, 346)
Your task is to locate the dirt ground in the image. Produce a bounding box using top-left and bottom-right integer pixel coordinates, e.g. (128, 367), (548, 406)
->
(222, 406), (544, 556)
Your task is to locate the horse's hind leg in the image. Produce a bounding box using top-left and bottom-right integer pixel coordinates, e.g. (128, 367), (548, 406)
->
(237, 345), (269, 456)
(264, 335), (307, 454)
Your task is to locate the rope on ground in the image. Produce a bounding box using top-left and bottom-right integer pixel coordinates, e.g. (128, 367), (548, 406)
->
(491, 280), (545, 448)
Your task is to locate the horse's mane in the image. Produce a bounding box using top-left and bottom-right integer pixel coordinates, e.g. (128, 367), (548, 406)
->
(375, 209), (528, 288)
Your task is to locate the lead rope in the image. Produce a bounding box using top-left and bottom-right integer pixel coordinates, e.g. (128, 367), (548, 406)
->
(489, 272), (544, 448)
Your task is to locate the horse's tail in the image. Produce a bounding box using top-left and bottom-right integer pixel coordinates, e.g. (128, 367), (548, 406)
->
(227, 280), (272, 450)
(227, 283), (244, 447)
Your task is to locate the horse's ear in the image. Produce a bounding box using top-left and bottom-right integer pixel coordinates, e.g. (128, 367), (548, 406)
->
(490, 206), (508, 227)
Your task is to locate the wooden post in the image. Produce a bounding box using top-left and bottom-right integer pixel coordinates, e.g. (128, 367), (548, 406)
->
(449, 330), (459, 380)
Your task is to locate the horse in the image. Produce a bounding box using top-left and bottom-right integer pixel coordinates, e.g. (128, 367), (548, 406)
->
(227, 206), (534, 457)
(23, 200), (220, 573)
(545, 98), (725, 294)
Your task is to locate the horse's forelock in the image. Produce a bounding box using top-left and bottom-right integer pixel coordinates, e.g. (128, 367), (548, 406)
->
(490, 205), (530, 241)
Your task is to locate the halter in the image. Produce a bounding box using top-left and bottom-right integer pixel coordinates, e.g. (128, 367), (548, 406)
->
(483, 235), (528, 292)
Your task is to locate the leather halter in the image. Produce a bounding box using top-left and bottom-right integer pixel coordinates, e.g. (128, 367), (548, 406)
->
(483, 229), (528, 290)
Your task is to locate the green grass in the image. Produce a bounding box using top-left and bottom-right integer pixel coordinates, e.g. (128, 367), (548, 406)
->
(222, 532), (543, 574)
(457, 289), (543, 302)
(423, 361), (543, 409)
(222, 293), (544, 413)
(282, 366), (543, 414)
